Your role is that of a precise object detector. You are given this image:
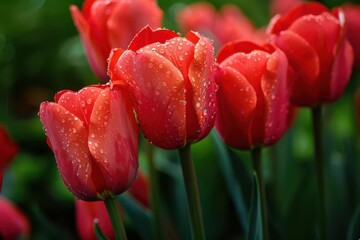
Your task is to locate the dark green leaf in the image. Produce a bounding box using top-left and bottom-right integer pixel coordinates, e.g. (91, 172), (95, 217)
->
(347, 202), (360, 240)
(94, 221), (108, 240)
(247, 172), (263, 240)
(210, 130), (249, 234)
(118, 194), (153, 240)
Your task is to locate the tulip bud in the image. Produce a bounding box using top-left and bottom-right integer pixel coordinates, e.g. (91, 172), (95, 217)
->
(215, 41), (293, 149)
(109, 26), (217, 149)
(70, 0), (163, 82)
(268, 2), (354, 106)
(39, 85), (139, 201)
(0, 197), (30, 240)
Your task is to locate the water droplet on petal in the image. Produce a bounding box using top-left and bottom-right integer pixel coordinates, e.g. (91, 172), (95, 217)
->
(179, 100), (186, 105)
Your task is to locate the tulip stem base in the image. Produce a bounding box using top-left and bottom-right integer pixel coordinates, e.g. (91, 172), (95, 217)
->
(178, 144), (205, 240)
(147, 142), (164, 240)
(104, 196), (127, 240)
(311, 106), (327, 240)
(251, 147), (268, 240)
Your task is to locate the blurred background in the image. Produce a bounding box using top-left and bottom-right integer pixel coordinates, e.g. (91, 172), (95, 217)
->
(1, 0), (360, 239)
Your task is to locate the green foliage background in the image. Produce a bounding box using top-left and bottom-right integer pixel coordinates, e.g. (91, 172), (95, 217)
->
(0, 0), (360, 239)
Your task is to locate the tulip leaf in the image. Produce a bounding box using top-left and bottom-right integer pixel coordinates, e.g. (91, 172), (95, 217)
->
(347, 202), (360, 240)
(94, 221), (108, 240)
(117, 194), (153, 240)
(247, 172), (263, 240)
(210, 130), (249, 233)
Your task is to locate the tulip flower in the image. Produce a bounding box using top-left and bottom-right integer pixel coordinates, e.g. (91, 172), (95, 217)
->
(268, 2), (354, 107)
(268, 3), (354, 239)
(70, 0), (163, 82)
(39, 85), (139, 201)
(76, 199), (122, 240)
(343, 3), (360, 69)
(214, 40), (292, 239)
(176, 2), (264, 48)
(108, 26), (216, 150)
(109, 26), (216, 239)
(0, 197), (30, 240)
(215, 41), (291, 150)
(0, 125), (18, 191)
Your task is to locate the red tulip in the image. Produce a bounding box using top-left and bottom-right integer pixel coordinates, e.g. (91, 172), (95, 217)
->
(76, 199), (122, 240)
(70, 0), (163, 82)
(343, 3), (360, 69)
(0, 125), (18, 191)
(176, 3), (264, 48)
(215, 41), (291, 149)
(39, 85), (139, 201)
(0, 197), (30, 240)
(268, 2), (354, 107)
(127, 172), (150, 208)
(108, 26), (216, 149)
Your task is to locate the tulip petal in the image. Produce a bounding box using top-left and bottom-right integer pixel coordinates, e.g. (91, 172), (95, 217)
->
(261, 49), (290, 145)
(271, 30), (320, 105)
(288, 12), (343, 101)
(221, 49), (275, 145)
(88, 87), (139, 194)
(188, 36), (216, 141)
(81, 0), (97, 19)
(57, 87), (102, 128)
(70, 4), (109, 81)
(128, 26), (179, 52)
(108, 0), (163, 49)
(221, 51), (269, 96)
(215, 66), (257, 149)
(107, 48), (124, 79)
(0, 197), (30, 239)
(329, 39), (353, 102)
(217, 41), (263, 63)
(270, 2), (328, 34)
(39, 102), (97, 200)
(138, 52), (187, 149)
(150, 37), (195, 82)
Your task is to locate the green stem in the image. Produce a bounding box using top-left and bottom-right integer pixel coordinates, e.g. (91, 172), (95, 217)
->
(178, 144), (205, 240)
(104, 196), (127, 240)
(251, 147), (268, 240)
(311, 106), (327, 240)
(146, 142), (164, 240)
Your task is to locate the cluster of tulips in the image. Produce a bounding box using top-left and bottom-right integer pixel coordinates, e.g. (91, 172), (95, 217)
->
(1, 0), (360, 239)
